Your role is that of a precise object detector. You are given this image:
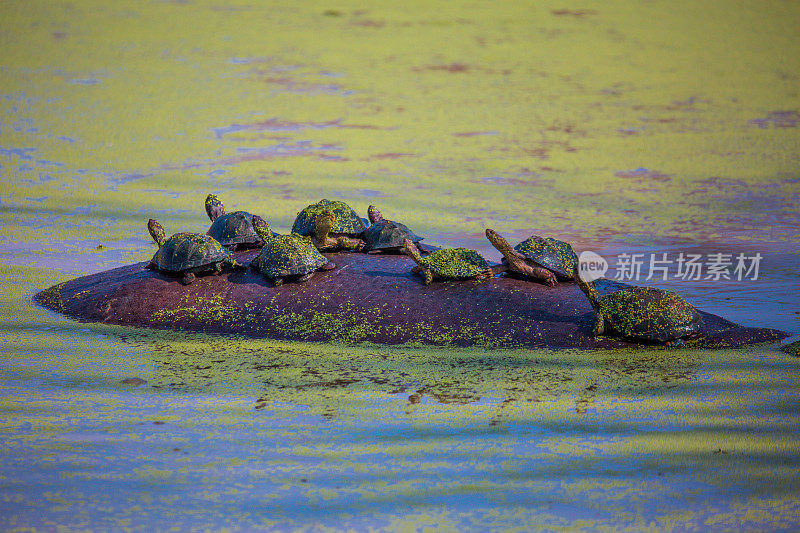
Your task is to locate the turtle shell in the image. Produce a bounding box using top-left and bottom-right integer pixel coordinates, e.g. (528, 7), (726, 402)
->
(514, 236), (578, 279)
(599, 287), (703, 342)
(423, 248), (489, 279)
(291, 199), (367, 237)
(207, 211), (259, 247)
(362, 220), (423, 252)
(252, 234), (329, 277)
(152, 233), (230, 272)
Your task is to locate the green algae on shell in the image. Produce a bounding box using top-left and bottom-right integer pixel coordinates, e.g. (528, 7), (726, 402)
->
(514, 236), (579, 279)
(362, 220), (425, 252)
(781, 339), (800, 356)
(251, 233), (330, 278)
(291, 199), (367, 237)
(420, 247), (490, 279)
(598, 286), (703, 342)
(207, 211), (261, 248)
(151, 232), (232, 272)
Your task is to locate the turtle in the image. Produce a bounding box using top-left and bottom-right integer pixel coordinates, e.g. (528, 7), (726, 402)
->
(401, 238), (500, 285)
(205, 194), (268, 250)
(291, 199), (366, 251)
(249, 215), (335, 286)
(146, 219), (241, 285)
(573, 264), (703, 344)
(780, 339), (800, 356)
(485, 229), (578, 286)
(361, 205), (429, 254)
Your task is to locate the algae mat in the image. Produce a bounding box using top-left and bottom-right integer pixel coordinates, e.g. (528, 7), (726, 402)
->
(2, 0), (800, 530)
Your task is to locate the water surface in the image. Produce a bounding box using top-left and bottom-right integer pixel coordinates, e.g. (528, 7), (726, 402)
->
(1, 0), (799, 530)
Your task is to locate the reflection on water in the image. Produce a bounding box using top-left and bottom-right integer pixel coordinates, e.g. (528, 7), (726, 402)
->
(1, 266), (799, 529)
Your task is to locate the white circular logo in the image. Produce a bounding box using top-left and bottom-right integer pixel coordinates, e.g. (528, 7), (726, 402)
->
(578, 251), (608, 282)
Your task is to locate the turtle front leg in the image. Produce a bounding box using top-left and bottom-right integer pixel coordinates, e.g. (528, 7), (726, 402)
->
(314, 234), (336, 251)
(180, 272), (196, 285)
(297, 272), (315, 283)
(515, 263), (557, 286)
(488, 263), (508, 276)
(271, 277), (284, 287)
(336, 236), (365, 251)
(226, 258), (245, 270)
(321, 261), (336, 270)
(592, 312), (605, 336)
(212, 262), (223, 275)
(421, 266), (434, 285)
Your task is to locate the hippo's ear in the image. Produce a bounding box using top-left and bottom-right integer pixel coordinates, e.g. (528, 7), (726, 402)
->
(205, 194), (224, 221)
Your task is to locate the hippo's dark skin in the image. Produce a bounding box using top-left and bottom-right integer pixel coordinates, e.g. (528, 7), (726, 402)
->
(34, 249), (787, 350)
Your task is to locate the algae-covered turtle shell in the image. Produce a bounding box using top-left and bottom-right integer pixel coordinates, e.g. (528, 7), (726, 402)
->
(420, 247), (490, 279)
(514, 236), (578, 279)
(207, 211), (261, 248)
(291, 199), (367, 237)
(205, 194), (268, 250)
(362, 220), (424, 252)
(252, 234), (330, 277)
(598, 286), (703, 342)
(152, 232), (232, 272)
(781, 339), (800, 356)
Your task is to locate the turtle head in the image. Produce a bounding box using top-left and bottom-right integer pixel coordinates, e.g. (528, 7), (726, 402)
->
(367, 205), (384, 224)
(147, 219), (166, 247)
(205, 194), (225, 221)
(573, 263), (601, 310)
(485, 228), (513, 254)
(251, 215), (273, 243)
(316, 210), (336, 237)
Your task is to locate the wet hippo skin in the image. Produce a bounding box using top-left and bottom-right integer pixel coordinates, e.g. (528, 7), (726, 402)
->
(35, 250), (787, 349)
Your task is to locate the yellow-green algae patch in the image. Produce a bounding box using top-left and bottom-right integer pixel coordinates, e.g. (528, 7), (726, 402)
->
(1, 0), (799, 250)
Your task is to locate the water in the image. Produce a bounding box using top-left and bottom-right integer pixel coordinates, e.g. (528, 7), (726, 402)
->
(1, 1), (799, 530)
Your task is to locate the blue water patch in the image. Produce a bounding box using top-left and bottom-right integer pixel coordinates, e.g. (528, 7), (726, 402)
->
(0, 146), (36, 160)
(69, 78), (102, 85)
(106, 172), (152, 191)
